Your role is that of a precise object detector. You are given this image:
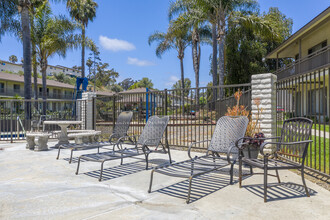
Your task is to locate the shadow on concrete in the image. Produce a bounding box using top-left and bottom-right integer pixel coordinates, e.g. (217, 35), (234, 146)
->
(153, 165), (252, 203)
(82, 158), (171, 181)
(156, 172), (232, 203)
(243, 182), (317, 202)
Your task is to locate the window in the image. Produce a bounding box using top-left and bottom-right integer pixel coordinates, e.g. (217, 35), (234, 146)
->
(0, 83), (4, 93)
(308, 40), (327, 55)
(39, 87), (49, 96)
(13, 84), (20, 93)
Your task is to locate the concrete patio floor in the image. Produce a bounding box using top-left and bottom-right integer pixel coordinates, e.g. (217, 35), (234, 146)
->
(0, 141), (329, 220)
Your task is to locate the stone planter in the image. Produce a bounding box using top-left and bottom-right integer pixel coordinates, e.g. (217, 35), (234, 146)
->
(242, 145), (260, 159)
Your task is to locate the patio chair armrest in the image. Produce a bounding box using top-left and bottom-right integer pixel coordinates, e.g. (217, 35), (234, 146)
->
(260, 140), (313, 156)
(116, 135), (138, 145)
(260, 142), (277, 156)
(235, 137), (251, 150)
(141, 137), (163, 153)
(227, 145), (239, 164)
(188, 140), (211, 159)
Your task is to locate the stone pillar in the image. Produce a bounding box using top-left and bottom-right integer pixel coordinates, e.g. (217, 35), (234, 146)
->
(80, 92), (96, 130)
(251, 73), (277, 138)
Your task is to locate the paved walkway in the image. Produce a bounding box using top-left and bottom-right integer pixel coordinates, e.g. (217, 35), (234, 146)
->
(0, 141), (329, 220)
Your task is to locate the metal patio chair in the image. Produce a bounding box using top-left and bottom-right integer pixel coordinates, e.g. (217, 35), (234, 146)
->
(238, 117), (313, 202)
(148, 116), (249, 204)
(57, 111), (134, 163)
(75, 115), (171, 181)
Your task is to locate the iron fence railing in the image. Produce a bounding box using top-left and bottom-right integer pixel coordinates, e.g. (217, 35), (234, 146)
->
(0, 99), (86, 142)
(276, 67), (330, 177)
(275, 45), (330, 80)
(95, 84), (251, 150)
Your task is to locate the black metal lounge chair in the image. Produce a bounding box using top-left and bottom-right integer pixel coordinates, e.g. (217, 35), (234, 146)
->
(148, 116), (249, 204)
(238, 117), (313, 202)
(75, 115), (171, 181)
(57, 111), (134, 163)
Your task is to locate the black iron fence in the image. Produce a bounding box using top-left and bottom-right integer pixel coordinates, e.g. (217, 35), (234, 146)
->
(0, 99), (86, 142)
(95, 84), (251, 150)
(276, 66), (330, 177)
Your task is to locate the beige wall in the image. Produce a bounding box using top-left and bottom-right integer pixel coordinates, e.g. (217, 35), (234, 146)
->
(277, 19), (330, 59)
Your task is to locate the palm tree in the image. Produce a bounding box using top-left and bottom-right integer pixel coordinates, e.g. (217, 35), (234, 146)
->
(149, 18), (190, 112)
(169, 0), (211, 103)
(67, 0), (98, 78)
(19, 0), (33, 119)
(31, 0), (46, 106)
(32, 2), (78, 114)
(149, 19), (190, 91)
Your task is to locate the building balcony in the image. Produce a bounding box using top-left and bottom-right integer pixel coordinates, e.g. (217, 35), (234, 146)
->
(275, 45), (330, 80)
(0, 89), (72, 100)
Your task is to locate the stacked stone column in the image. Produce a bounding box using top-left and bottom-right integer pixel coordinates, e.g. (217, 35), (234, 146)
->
(251, 73), (277, 138)
(80, 92), (96, 130)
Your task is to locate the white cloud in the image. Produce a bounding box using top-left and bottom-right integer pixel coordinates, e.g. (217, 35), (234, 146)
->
(127, 57), (155, 66)
(165, 75), (179, 86)
(99, 35), (136, 52)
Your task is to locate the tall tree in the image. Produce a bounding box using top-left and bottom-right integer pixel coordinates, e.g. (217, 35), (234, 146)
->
(118, 78), (136, 91)
(172, 78), (191, 96)
(149, 17), (190, 112)
(226, 8), (292, 84)
(9, 55), (18, 63)
(67, 0), (98, 78)
(32, 2), (78, 114)
(129, 78), (154, 90)
(148, 18), (190, 91)
(169, 0), (211, 103)
(31, 0), (46, 104)
(95, 62), (118, 88)
(20, 0), (33, 118)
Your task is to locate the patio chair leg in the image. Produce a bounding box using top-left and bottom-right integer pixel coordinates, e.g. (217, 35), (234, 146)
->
(148, 170), (155, 193)
(69, 149), (74, 164)
(249, 165), (253, 174)
(99, 161), (105, 182)
(56, 146), (61, 160)
(120, 157), (123, 165)
(75, 156), (82, 175)
(145, 153), (150, 170)
(275, 169), (281, 183)
(97, 147), (100, 153)
(264, 158), (268, 203)
(239, 154), (242, 188)
(167, 147), (172, 164)
(301, 168), (310, 197)
(230, 164), (234, 184)
(186, 177), (193, 204)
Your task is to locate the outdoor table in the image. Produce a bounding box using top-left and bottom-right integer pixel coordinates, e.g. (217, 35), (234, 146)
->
(43, 120), (82, 147)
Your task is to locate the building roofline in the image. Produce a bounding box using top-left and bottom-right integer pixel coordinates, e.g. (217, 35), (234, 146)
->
(266, 7), (330, 59)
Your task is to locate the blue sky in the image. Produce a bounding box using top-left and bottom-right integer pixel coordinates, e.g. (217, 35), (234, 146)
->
(0, 0), (329, 89)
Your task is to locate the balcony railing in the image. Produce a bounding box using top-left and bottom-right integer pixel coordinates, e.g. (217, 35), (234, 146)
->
(275, 45), (330, 80)
(0, 88), (72, 99)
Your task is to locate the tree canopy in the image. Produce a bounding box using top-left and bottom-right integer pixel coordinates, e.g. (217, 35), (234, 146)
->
(129, 77), (154, 90)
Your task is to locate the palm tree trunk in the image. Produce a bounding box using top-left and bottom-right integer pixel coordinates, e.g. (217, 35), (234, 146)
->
(180, 56), (185, 114)
(32, 42), (38, 107)
(81, 24), (85, 78)
(41, 59), (47, 115)
(20, 1), (32, 120)
(212, 23), (218, 108)
(218, 15), (225, 100)
(192, 38), (200, 107)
